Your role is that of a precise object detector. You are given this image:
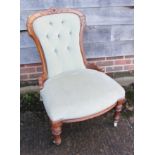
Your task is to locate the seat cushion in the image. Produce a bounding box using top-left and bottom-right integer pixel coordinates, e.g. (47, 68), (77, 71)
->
(40, 69), (125, 121)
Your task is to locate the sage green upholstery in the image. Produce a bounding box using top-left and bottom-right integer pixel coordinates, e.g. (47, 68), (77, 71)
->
(33, 13), (85, 78)
(32, 12), (125, 122)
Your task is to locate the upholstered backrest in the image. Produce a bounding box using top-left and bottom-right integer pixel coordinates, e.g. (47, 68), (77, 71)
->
(33, 12), (85, 78)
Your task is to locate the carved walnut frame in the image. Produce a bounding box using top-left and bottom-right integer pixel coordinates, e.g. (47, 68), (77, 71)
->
(27, 8), (126, 145)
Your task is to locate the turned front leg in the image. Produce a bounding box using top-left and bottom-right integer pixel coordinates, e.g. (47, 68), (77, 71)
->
(51, 122), (62, 145)
(114, 99), (125, 127)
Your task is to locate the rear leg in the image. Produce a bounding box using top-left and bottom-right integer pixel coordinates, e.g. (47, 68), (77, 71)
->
(114, 99), (126, 127)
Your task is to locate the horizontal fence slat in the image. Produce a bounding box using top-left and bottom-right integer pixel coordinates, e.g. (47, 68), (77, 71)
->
(84, 26), (111, 43)
(20, 47), (40, 64)
(20, 25), (133, 48)
(20, 41), (133, 64)
(20, 32), (34, 48)
(84, 41), (134, 58)
(111, 25), (134, 41)
(21, 7), (134, 30)
(21, 0), (134, 11)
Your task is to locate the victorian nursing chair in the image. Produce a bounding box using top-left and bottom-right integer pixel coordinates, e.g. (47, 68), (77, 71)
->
(27, 8), (126, 145)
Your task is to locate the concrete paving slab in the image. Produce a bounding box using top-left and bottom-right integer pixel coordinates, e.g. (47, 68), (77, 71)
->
(21, 111), (133, 155)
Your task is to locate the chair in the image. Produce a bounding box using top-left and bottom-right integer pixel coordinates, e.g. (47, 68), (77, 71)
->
(27, 8), (125, 145)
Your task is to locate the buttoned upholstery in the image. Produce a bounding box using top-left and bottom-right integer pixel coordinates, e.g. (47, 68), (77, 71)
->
(41, 69), (125, 121)
(31, 11), (125, 122)
(33, 13), (85, 78)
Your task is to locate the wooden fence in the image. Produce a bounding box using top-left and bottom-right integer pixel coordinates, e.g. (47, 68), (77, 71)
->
(20, 0), (134, 64)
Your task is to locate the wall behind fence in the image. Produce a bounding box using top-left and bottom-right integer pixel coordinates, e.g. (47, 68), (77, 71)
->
(20, 0), (134, 65)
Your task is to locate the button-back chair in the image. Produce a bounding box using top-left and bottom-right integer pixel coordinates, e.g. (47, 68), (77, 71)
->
(27, 8), (126, 145)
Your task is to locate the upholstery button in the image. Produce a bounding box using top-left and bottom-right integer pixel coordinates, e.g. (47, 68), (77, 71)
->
(67, 46), (70, 50)
(58, 34), (60, 38)
(61, 20), (64, 24)
(49, 22), (53, 25)
(46, 34), (49, 39)
(69, 31), (72, 35)
(54, 49), (58, 54)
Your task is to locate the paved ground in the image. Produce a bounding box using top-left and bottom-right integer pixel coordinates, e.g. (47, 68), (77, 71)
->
(21, 110), (134, 155)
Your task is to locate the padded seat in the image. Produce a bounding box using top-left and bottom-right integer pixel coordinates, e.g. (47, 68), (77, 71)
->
(41, 69), (125, 121)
